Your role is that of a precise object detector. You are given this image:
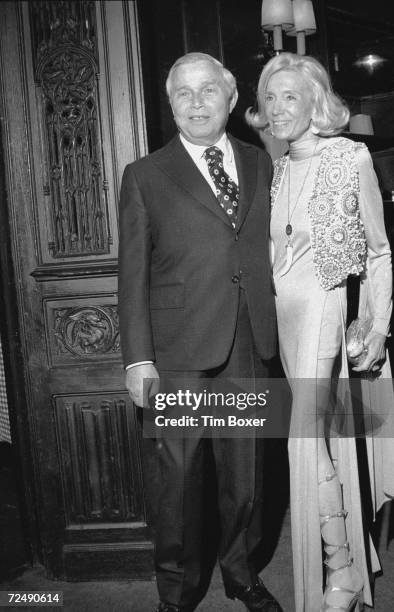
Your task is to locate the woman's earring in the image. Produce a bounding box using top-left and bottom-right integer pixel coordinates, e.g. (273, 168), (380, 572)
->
(310, 120), (319, 135)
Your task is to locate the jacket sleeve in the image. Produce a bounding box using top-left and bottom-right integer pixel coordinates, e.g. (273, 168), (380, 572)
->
(118, 163), (155, 366)
(357, 145), (392, 336)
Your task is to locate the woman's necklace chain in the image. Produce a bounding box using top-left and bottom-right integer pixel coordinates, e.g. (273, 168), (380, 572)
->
(286, 140), (318, 246)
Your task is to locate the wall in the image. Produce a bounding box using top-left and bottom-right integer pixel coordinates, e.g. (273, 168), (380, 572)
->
(361, 92), (394, 140)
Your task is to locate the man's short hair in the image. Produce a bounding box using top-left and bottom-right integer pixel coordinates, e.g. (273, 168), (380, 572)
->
(166, 52), (237, 100)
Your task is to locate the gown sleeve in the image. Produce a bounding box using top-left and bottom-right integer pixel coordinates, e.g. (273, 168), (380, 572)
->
(356, 144), (392, 336)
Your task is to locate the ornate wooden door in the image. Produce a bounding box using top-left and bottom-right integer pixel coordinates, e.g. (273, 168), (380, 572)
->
(0, 0), (153, 579)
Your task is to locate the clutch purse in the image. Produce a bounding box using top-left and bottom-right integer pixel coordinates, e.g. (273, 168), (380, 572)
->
(346, 317), (373, 365)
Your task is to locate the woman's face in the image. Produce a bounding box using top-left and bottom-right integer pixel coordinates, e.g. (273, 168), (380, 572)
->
(264, 69), (315, 143)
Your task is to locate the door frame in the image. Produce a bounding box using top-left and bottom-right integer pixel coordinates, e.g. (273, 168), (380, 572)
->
(0, 119), (39, 567)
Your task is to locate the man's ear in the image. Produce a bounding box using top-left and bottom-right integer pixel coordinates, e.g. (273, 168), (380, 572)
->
(229, 89), (239, 113)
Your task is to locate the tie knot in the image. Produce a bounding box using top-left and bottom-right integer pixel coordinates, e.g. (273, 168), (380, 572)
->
(203, 146), (223, 166)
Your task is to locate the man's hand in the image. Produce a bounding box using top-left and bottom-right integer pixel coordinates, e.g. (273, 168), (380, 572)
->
(125, 364), (160, 408)
(352, 330), (386, 373)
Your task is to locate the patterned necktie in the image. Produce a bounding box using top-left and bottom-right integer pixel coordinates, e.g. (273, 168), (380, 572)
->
(203, 146), (239, 229)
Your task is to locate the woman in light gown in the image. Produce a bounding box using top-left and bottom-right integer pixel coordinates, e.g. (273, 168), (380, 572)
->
(247, 53), (394, 612)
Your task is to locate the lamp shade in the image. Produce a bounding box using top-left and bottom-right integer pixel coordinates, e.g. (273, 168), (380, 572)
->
(349, 114), (374, 136)
(287, 0), (316, 35)
(261, 0), (294, 32)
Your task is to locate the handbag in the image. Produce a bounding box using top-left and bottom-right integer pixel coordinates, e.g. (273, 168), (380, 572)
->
(346, 317), (373, 365)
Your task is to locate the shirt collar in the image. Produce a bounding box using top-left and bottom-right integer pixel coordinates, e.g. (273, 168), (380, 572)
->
(179, 133), (233, 164)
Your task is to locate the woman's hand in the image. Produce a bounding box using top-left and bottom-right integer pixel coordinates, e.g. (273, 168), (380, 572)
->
(352, 330), (386, 373)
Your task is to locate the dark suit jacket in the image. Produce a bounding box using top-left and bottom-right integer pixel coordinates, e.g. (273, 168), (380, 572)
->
(118, 134), (276, 371)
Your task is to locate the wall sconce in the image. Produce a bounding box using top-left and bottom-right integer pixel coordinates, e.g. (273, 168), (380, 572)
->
(349, 114), (374, 136)
(287, 0), (316, 55)
(261, 0), (294, 54)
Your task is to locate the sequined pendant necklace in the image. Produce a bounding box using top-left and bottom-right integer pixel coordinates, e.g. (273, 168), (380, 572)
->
(282, 141), (318, 275)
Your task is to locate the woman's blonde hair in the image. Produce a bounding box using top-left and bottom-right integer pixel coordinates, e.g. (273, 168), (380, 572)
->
(246, 53), (349, 136)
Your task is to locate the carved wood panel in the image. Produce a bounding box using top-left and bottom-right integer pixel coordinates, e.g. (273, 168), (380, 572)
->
(54, 393), (144, 524)
(29, 1), (111, 258)
(45, 295), (120, 365)
(0, 0), (150, 578)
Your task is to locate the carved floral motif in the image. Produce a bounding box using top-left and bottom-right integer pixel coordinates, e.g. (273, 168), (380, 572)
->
(29, 1), (110, 258)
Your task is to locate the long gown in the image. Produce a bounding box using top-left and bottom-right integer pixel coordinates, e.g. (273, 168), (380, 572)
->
(270, 136), (394, 611)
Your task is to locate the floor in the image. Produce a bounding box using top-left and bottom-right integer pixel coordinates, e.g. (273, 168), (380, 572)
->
(2, 508), (292, 612)
(1, 504), (394, 612)
(1, 437), (394, 612)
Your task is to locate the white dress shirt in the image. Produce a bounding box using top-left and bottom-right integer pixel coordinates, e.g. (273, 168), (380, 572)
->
(179, 132), (238, 191)
(125, 132), (238, 371)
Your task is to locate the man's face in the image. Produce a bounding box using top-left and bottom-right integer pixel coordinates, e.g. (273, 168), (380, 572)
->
(169, 60), (237, 146)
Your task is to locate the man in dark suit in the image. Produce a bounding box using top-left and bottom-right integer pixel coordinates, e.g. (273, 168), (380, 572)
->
(118, 52), (281, 612)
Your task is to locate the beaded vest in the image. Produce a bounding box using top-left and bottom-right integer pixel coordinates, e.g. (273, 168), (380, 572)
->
(271, 137), (367, 291)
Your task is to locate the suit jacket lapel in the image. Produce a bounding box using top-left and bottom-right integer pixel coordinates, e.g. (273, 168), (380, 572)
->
(230, 135), (258, 231)
(154, 136), (233, 227)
